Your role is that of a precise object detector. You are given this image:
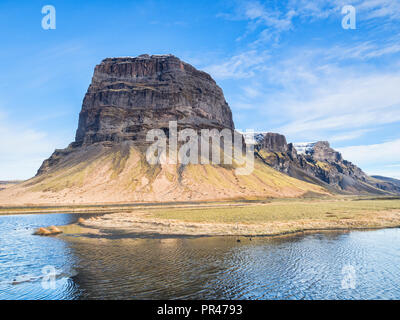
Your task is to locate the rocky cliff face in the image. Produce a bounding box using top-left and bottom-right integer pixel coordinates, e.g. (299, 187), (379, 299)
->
(257, 133), (289, 153)
(256, 133), (400, 195)
(75, 54), (234, 146)
(38, 54), (235, 175)
(307, 141), (343, 162)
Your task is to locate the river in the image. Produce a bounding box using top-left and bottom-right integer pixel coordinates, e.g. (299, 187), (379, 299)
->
(1, 213), (400, 299)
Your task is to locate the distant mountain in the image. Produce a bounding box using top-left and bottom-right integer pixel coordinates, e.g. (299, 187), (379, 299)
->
(255, 133), (400, 195)
(0, 181), (21, 192)
(371, 176), (400, 191)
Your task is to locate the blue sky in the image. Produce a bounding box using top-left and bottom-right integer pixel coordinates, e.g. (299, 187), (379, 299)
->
(1, 0), (400, 180)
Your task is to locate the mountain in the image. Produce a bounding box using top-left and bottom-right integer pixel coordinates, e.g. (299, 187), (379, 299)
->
(371, 176), (400, 186)
(38, 54), (234, 175)
(0, 55), (328, 205)
(0, 181), (21, 192)
(371, 175), (400, 193)
(254, 133), (400, 195)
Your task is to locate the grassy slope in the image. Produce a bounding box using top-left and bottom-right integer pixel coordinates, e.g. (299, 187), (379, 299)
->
(0, 142), (329, 205)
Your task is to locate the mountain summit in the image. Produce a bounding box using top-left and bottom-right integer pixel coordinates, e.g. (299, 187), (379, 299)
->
(75, 54), (234, 146)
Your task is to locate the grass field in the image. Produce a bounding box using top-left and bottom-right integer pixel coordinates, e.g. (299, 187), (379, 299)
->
(65, 197), (400, 238)
(148, 198), (400, 224)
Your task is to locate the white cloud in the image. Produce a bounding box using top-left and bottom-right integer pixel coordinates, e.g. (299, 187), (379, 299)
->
(242, 85), (262, 98)
(289, 0), (400, 22)
(329, 129), (373, 142)
(204, 50), (269, 79)
(226, 44), (400, 141)
(384, 164), (400, 168)
(337, 139), (400, 178)
(269, 60), (400, 136)
(338, 139), (400, 166)
(223, 0), (400, 46)
(209, 1), (400, 178)
(323, 40), (400, 61)
(359, 0), (400, 20)
(244, 1), (294, 31)
(0, 114), (66, 180)
(207, 40), (400, 143)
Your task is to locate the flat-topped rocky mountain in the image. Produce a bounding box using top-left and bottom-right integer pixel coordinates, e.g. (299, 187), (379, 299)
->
(75, 54), (234, 147)
(38, 54), (235, 176)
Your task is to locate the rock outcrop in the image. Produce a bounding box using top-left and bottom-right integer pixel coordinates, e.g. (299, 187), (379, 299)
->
(256, 133), (400, 195)
(75, 54), (234, 147)
(34, 226), (62, 236)
(257, 133), (289, 153)
(307, 141), (343, 162)
(37, 54), (235, 175)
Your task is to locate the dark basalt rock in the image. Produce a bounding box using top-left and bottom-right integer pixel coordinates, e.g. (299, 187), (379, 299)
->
(37, 54), (235, 176)
(256, 134), (400, 195)
(307, 141), (343, 162)
(258, 133), (289, 153)
(75, 54), (234, 146)
(371, 176), (400, 191)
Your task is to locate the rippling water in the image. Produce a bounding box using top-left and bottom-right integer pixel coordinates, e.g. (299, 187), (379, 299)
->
(1, 213), (400, 299)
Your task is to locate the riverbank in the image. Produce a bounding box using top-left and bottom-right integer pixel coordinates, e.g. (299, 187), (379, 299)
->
(0, 199), (274, 216)
(59, 198), (400, 238)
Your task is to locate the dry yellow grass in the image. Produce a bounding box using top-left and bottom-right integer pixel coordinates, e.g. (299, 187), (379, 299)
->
(149, 199), (400, 223)
(0, 142), (328, 205)
(73, 198), (400, 237)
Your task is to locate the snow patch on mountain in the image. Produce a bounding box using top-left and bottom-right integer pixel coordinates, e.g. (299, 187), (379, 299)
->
(292, 142), (316, 155)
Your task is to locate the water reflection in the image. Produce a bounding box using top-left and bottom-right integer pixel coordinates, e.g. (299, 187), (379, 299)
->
(1, 213), (400, 300)
(67, 229), (400, 300)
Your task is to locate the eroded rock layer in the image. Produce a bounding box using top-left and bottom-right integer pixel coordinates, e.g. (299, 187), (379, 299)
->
(75, 54), (234, 146)
(256, 133), (400, 195)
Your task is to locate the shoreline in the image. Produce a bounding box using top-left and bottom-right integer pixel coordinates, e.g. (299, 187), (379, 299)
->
(60, 221), (400, 240)
(11, 197), (398, 239)
(59, 208), (400, 239)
